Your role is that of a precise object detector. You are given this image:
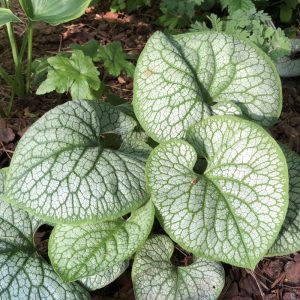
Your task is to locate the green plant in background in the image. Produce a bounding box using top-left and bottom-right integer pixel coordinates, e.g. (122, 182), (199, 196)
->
(36, 40), (135, 100)
(36, 50), (101, 100)
(158, 0), (205, 28)
(0, 0), (91, 116)
(190, 9), (292, 61)
(110, 0), (151, 12)
(1, 30), (300, 299)
(279, 0), (299, 23)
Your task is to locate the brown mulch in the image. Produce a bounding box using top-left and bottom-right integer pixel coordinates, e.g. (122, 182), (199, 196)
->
(0, 2), (300, 299)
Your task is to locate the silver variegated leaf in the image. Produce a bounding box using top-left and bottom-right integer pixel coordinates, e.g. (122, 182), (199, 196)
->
(5, 100), (149, 224)
(133, 31), (282, 142)
(268, 145), (300, 256)
(0, 169), (89, 299)
(49, 201), (154, 281)
(132, 235), (225, 300)
(146, 116), (289, 268)
(80, 260), (129, 290)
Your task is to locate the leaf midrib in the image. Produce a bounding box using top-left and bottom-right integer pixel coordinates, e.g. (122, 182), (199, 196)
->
(205, 176), (252, 267)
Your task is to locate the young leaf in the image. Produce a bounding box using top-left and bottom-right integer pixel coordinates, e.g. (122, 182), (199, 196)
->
(219, 0), (255, 14)
(0, 8), (20, 26)
(268, 146), (300, 256)
(146, 116), (289, 269)
(96, 41), (135, 77)
(19, 0), (91, 25)
(0, 169), (89, 299)
(48, 201), (154, 281)
(80, 260), (129, 291)
(133, 31), (282, 142)
(37, 50), (101, 100)
(132, 235), (225, 300)
(5, 100), (149, 224)
(70, 40), (99, 60)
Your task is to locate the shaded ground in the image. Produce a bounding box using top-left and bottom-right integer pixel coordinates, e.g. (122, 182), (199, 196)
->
(0, 2), (300, 299)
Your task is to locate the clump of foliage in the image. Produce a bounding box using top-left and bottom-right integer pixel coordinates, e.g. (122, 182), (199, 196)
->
(35, 40), (135, 100)
(0, 0), (92, 116)
(190, 8), (292, 61)
(1, 30), (300, 299)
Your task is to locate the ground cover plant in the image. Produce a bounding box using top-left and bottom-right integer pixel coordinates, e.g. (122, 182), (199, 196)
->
(1, 27), (300, 299)
(0, 0), (300, 299)
(0, 0), (94, 116)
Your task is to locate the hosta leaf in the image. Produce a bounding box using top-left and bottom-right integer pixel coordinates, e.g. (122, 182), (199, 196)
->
(19, 0), (91, 25)
(268, 146), (300, 256)
(80, 260), (129, 290)
(0, 8), (20, 26)
(49, 201), (154, 281)
(0, 169), (89, 299)
(132, 235), (225, 300)
(133, 31), (282, 142)
(5, 100), (149, 224)
(146, 116), (289, 268)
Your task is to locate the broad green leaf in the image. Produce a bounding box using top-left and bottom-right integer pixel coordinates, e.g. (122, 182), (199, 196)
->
(37, 50), (100, 100)
(146, 116), (289, 268)
(70, 40), (99, 60)
(268, 146), (300, 256)
(96, 41), (135, 77)
(19, 0), (91, 25)
(49, 201), (154, 281)
(132, 235), (225, 300)
(0, 8), (20, 26)
(0, 169), (90, 300)
(80, 260), (129, 290)
(133, 31), (282, 142)
(5, 100), (149, 224)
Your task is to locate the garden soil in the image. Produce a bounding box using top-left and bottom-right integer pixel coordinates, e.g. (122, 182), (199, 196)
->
(0, 2), (299, 299)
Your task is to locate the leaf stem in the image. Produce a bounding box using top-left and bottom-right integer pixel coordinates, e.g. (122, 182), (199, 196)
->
(26, 20), (33, 94)
(0, 66), (16, 88)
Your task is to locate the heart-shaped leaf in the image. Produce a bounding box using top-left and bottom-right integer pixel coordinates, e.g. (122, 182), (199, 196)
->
(80, 260), (129, 291)
(0, 8), (20, 26)
(5, 100), (149, 224)
(49, 201), (154, 281)
(0, 169), (89, 299)
(146, 116), (289, 268)
(132, 235), (225, 300)
(268, 146), (300, 256)
(133, 31), (282, 142)
(19, 0), (91, 25)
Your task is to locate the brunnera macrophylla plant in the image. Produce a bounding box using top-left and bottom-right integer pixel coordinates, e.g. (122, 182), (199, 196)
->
(0, 169), (90, 299)
(1, 31), (300, 300)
